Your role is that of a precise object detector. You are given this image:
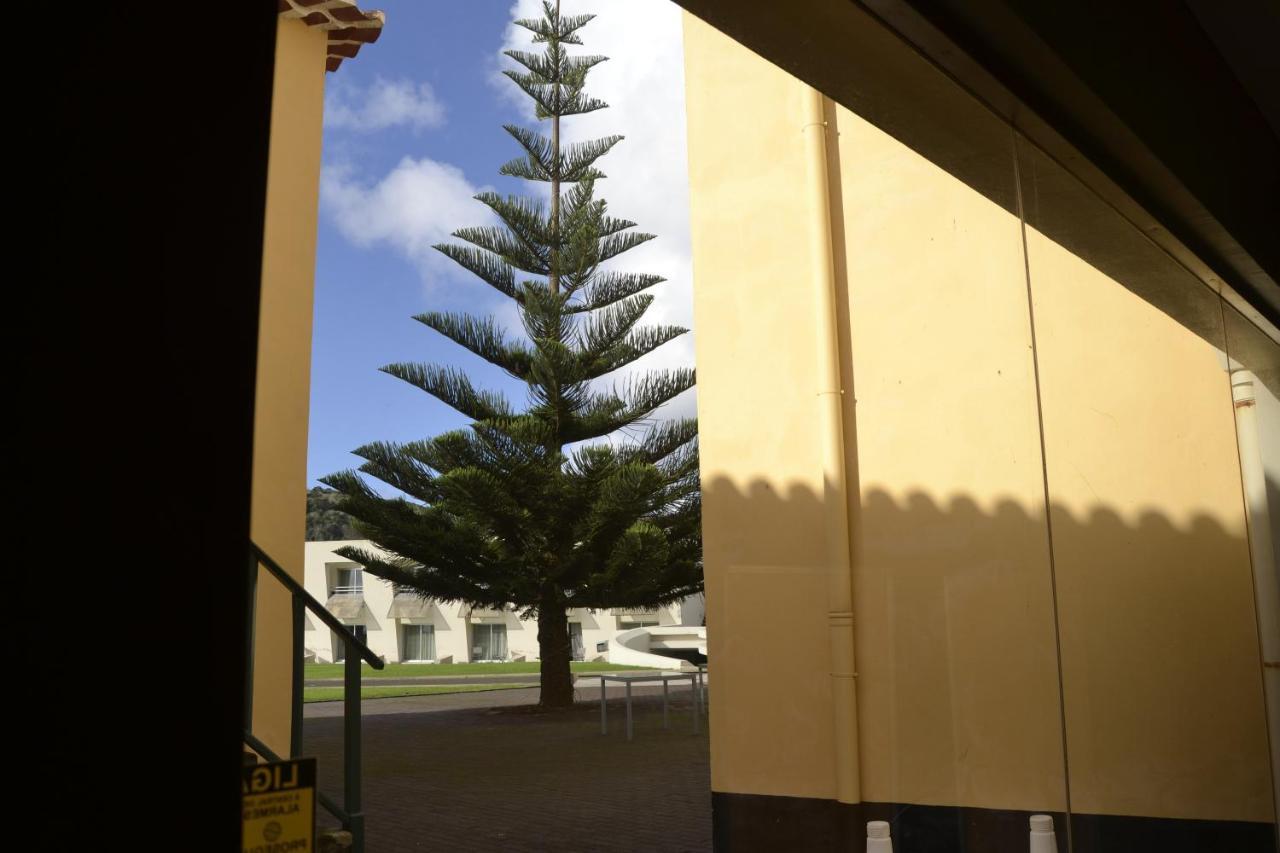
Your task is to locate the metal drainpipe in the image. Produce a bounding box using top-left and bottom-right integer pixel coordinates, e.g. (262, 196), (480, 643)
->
(803, 85), (861, 805)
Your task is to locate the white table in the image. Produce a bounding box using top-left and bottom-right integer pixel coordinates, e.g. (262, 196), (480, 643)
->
(596, 672), (703, 740)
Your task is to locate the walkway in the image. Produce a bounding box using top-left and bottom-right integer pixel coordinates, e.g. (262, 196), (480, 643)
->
(303, 683), (711, 852)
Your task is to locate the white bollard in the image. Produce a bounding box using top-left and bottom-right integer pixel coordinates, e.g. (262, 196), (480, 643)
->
(1029, 814), (1056, 853)
(867, 820), (892, 853)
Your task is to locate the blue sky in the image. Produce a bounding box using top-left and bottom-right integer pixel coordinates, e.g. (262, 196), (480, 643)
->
(306, 0), (695, 491)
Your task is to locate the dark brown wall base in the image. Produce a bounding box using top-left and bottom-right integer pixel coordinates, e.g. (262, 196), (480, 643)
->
(712, 792), (1276, 852)
(1070, 812), (1276, 853)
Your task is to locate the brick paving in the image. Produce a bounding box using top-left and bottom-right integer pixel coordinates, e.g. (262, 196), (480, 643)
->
(303, 684), (712, 852)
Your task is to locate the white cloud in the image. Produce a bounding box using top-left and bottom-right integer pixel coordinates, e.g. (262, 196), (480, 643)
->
(497, 0), (698, 421)
(321, 157), (490, 282)
(325, 77), (447, 132)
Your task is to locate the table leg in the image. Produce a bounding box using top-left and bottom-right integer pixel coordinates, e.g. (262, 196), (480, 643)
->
(693, 675), (701, 734)
(663, 677), (669, 729)
(626, 682), (633, 741)
(600, 676), (606, 735)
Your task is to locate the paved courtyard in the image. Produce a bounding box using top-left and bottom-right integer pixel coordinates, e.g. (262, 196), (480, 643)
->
(304, 683), (712, 852)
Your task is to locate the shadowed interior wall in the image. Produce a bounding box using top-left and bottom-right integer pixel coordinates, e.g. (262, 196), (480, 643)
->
(250, 17), (328, 756)
(683, 7), (1276, 843)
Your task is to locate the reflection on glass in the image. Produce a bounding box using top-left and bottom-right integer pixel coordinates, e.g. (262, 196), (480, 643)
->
(1017, 128), (1273, 841)
(1224, 303), (1280, 829)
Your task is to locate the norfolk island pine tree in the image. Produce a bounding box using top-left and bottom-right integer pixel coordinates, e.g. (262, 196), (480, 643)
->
(321, 1), (702, 708)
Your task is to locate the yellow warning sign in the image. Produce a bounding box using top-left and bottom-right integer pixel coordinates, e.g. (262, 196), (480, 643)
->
(242, 757), (316, 853)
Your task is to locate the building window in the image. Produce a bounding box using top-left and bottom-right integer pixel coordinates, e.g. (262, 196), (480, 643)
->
(331, 566), (362, 595)
(471, 623), (507, 661)
(402, 624), (435, 662)
(570, 622), (584, 661)
(332, 625), (367, 663)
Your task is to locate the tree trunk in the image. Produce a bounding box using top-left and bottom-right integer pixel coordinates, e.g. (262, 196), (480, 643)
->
(537, 600), (574, 708)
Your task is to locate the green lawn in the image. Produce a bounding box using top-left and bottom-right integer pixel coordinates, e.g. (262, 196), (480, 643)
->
(303, 683), (529, 703)
(304, 661), (649, 679)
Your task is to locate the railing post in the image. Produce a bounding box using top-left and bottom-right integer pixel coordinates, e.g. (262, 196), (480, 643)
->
(291, 594), (305, 758)
(245, 551), (259, 733)
(247, 541), (383, 845)
(344, 642), (365, 852)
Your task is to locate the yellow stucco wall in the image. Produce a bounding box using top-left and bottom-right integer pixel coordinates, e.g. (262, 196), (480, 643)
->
(684, 10), (1274, 823)
(684, 19), (836, 799)
(250, 17), (327, 756)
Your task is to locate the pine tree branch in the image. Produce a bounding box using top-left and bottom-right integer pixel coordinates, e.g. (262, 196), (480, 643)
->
(619, 368), (697, 419)
(526, 339), (592, 427)
(558, 135), (622, 182)
(454, 225), (549, 276)
(556, 93), (609, 117)
(597, 229), (656, 263)
(568, 271), (665, 313)
(435, 467), (532, 549)
(630, 418), (699, 465)
(578, 294), (654, 355)
(432, 243), (520, 301)
(338, 542), (512, 607)
(472, 192), (552, 266)
(563, 368), (697, 443)
(501, 69), (558, 118)
(517, 283), (573, 345)
(381, 363), (513, 421)
(597, 215), (637, 238)
(503, 50), (607, 85)
(413, 312), (534, 380)
(500, 125), (554, 178)
(582, 324), (690, 380)
(501, 135), (619, 184)
(514, 4), (594, 46)
(349, 440), (440, 503)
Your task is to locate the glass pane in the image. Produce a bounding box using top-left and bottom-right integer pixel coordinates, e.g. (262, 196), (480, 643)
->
(494, 625), (507, 661)
(332, 630), (345, 664)
(402, 625), (435, 662)
(1016, 131), (1273, 843)
(1223, 303), (1280, 830)
(831, 103), (1069, 838)
(472, 624), (504, 661)
(403, 625), (419, 661)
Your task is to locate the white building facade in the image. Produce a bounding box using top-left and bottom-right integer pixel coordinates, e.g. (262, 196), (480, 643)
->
(304, 540), (706, 666)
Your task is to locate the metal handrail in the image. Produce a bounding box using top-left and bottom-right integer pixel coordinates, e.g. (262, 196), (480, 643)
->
(251, 543), (383, 666)
(243, 731), (351, 829)
(244, 541), (385, 853)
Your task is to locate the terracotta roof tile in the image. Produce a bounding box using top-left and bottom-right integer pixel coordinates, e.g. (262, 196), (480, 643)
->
(280, 0), (385, 73)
